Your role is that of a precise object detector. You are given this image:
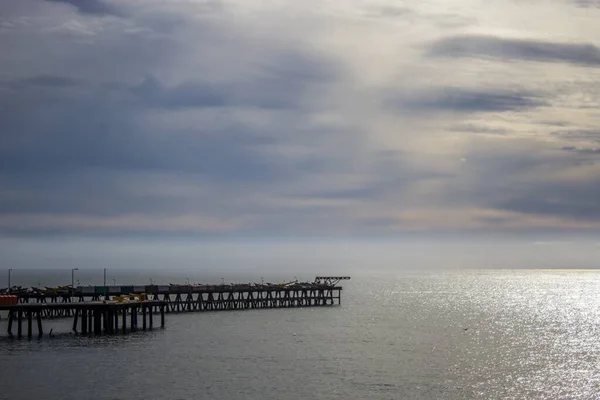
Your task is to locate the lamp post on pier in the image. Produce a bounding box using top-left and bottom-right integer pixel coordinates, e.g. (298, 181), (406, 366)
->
(8, 268), (12, 293)
(103, 268), (108, 298)
(71, 268), (78, 292)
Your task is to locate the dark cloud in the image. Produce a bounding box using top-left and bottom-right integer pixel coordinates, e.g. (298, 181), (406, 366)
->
(367, 6), (475, 28)
(376, 6), (414, 17)
(288, 151), (453, 203)
(495, 178), (600, 220)
(129, 51), (338, 110)
(131, 76), (231, 109)
(573, 0), (600, 7)
(431, 146), (577, 216)
(0, 86), (291, 182)
(18, 75), (82, 88)
(449, 123), (511, 135)
(560, 146), (600, 154)
(476, 216), (514, 225)
(438, 143), (600, 222)
(428, 35), (600, 66)
(45, 0), (121, 16)
(539, 121), (570, 127)
(0, 80), (340, 223)
(0, 23), (346, 232)
(551, 129), (600, 139)
(394, 88), (545, 113)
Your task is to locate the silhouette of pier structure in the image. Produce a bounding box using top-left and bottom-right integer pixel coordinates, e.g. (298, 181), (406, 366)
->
(1, 300), (166, 338)
(1, 277), (350, 336)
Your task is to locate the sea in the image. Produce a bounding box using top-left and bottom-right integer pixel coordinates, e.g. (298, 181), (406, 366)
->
(2, 269), (600, 399)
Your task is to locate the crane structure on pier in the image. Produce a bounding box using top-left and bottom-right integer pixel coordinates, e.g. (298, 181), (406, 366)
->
(314, 276), (351, 287)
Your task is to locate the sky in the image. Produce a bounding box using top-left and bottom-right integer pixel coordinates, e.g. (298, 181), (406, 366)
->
(2, 0), (600, 243)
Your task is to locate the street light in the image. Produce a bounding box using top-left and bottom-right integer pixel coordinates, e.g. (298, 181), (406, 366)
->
(8, 268), (12, 293)
(103, 268), (108, 299)
(71, 268), (78, 291)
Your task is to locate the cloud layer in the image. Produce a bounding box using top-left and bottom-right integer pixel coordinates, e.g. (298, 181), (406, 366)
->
(1, 0), (600, 236)
(428, 35), (600, 66)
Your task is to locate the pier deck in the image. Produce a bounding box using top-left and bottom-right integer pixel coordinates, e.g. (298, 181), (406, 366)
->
(12, 286), (343, 317)
(9, 279), (347, 319)
(1, 277), (350, 337)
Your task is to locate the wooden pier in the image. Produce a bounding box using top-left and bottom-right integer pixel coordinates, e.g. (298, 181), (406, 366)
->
(0, 277), (350, 338)
(7, 277), (350, 319)
(0, 301), (166, 338)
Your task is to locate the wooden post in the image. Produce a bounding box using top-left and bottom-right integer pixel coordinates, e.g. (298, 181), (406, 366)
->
(88, 310), (92, 333)
(37, 311), (43, 337)
(27, 310), (33, 338)
(130, 306), (135, 331)
(72, 309), (79, 333)
(17, 310), (22, 337)
(160, 305), (165, 328)
(114, 309), (119, 331)
(122, 307), (127, 334)
(142, 305), (147, 330)
(94, 310), (102, 335)
(7, 310), (13, 336)
(148, 307), (153, 329)
(82, 309), (88, 334)
(106, 308), (113, 334)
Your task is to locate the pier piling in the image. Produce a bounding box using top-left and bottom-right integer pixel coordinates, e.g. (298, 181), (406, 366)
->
(37, 312), (43, 337)
(82, 310), (87, 334)
(72, 310), (79, 333)
(142, 306), (147, 330)
(7, 310), (13, 336)
(27, 311), (32, 338)
(17, 310), (22, 337)
(122, 308), (126, 334)
(1, 301), (166, 338)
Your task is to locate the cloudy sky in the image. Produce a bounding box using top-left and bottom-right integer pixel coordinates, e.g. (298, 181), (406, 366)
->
(2, 0), (600, 238)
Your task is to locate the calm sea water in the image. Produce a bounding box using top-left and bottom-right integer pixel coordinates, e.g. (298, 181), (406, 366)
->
(2, 269), (600, 399)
